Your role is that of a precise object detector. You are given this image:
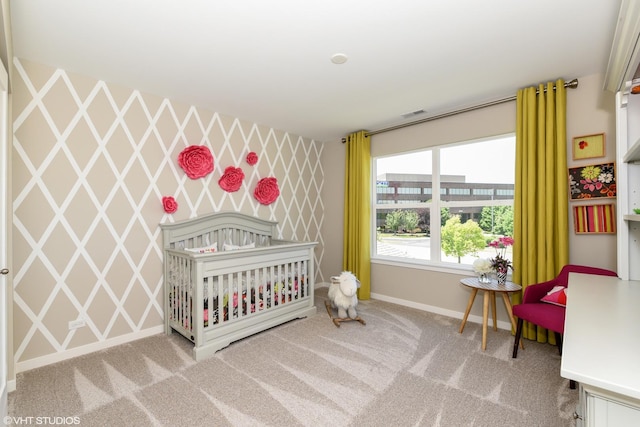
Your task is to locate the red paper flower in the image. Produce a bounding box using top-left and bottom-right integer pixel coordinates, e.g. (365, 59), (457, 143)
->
(218, 166), (245, 192)
(253, 177), (280, 205)
(162, 196), (178, 214)
(246, 151), (258, 166)
(178, 145), (214, 179)
(578, 140), (588, 150)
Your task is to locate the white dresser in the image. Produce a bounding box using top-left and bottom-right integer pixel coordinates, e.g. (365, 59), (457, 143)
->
(561, 273), (640, 426)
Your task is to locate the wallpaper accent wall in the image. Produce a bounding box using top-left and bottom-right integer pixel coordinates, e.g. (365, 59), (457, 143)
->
(11, 58), (325, 369)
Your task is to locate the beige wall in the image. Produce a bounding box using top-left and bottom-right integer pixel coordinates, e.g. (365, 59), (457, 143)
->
(318, 139), (345, 281)
(320, 73), (618, 327)
(11, 58), (326, 370)
(566, 74), (617, 267)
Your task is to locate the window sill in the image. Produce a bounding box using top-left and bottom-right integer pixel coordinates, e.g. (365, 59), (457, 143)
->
(371, 257), (515, 283)
(371, 256), (474, 276)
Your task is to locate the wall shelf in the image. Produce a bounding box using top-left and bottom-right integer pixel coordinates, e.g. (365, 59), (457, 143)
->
(623, 137), (640, 163)
(616, 86), (640, 281)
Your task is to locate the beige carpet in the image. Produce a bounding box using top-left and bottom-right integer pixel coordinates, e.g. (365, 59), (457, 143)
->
(8, 287), (578, 426)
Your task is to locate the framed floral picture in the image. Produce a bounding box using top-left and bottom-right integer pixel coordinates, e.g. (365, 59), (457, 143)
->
(568, 162), (616, 200)
(572, 133), (605, 160)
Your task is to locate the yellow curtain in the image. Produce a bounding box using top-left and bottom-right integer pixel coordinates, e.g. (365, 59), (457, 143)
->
(512, 79), (569, 344)
(343, 130), (371, 299)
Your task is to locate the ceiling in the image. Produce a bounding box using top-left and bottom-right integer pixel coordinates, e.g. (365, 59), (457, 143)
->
(10, 0), (624, 142)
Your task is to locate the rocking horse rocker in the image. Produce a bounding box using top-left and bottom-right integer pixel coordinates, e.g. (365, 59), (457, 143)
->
(325, 271), (366, 327)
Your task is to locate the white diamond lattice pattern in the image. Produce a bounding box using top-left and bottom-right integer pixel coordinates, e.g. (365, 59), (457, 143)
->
(11, 58), (325, 367)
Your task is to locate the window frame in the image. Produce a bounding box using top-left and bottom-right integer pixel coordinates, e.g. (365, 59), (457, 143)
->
(371, 134), (515, 273)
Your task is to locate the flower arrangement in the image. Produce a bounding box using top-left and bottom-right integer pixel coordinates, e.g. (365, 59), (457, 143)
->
(472, 258), (492, 275)
(491, 254), (513, 274)
(488, 236), (514, 273)
(473, 258), (493, 283)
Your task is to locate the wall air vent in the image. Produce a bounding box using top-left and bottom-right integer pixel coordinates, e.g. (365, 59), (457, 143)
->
(401, 109), (426, 119)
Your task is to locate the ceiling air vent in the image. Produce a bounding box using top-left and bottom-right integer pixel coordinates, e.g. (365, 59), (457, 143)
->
(401, 109), (426, 119)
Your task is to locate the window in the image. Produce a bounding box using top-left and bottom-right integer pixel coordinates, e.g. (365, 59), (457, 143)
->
(397, 187), (421, 194)
(373, 135), (515, 267)
(376, 187), (395, 194)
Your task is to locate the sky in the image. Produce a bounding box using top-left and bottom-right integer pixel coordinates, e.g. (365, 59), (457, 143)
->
(376, 135), (516, 184)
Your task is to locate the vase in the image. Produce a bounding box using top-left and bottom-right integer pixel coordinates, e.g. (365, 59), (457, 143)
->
(478, 273), (491, 283)
(496, 270), (507, 285)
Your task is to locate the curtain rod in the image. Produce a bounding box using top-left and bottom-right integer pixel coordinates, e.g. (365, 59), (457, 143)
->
(348, 78), (578, 140)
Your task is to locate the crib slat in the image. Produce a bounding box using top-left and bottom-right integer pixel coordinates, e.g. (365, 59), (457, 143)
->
(253, 269), (258, 314)
(300, 260), (305, 298)
(236, 270), (241, 318)
(275, 264), (281, 306)
(205, 274), (213, 328)
(216, 274), (223, 324)
(178, 256), (186, 331)
(293, 260), (299, 300)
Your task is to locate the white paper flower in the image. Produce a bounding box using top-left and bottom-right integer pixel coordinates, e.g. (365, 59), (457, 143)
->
(473, 258), (493, 274)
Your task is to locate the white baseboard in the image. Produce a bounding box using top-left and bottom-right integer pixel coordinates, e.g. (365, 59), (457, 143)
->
(13, 293), (512, 375)
(15, 325), (165, 374)
(7, 378), (16, 393)
(370, 292), (513, 331)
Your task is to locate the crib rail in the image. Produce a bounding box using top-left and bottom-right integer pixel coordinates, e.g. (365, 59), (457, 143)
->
(164, 252), (195, 338)
(169, 228), (273, 250)
(201, 260), (309, 327)
(164, 242), (315, 348)
(161, 211), (277, 251)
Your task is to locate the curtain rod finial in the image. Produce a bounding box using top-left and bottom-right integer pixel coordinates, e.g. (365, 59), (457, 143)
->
(341, 138), (347, 143)
(567, 78), (579, 89)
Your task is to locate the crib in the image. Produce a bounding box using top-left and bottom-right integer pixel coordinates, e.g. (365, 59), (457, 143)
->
(160, 211), (317, 360)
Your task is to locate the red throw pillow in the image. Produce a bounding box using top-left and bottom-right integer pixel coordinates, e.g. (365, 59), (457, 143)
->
(541, 285), (567, 307)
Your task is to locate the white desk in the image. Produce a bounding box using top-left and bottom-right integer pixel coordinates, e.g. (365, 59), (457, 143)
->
(561, 273), (640, 426)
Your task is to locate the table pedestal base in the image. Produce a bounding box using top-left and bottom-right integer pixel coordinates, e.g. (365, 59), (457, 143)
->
(458, 278), (523, 351)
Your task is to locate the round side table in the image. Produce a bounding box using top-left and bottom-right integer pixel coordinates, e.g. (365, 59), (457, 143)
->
(459, 277), (522, 351)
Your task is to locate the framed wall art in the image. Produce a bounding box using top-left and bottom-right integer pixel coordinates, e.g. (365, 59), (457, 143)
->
(568, 162), (616, 200)
(572, 133), (605, 160)
(573, 204), (616, 234)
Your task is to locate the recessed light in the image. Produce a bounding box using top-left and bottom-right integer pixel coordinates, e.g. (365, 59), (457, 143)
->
(331, 53), (348, 64)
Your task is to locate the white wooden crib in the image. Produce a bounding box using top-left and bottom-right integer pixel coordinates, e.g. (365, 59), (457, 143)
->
(160, 211), (317, 360)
